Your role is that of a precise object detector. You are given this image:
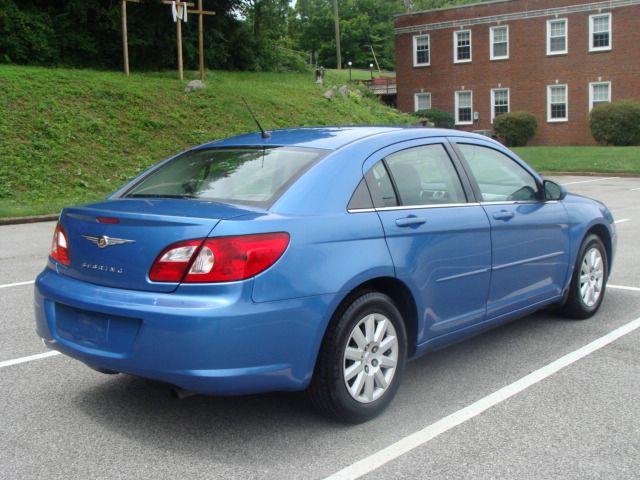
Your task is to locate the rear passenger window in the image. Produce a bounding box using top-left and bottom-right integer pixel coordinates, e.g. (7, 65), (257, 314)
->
(348, 179), (373, 210)
(385, 144), (466, 206)
(365, 161), (398, 208)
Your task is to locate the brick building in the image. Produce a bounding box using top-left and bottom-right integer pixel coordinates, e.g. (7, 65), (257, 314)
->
(395, 0), (640, 145)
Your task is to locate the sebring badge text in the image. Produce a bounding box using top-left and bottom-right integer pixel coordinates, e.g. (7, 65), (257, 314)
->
(81, 262), (124, 274)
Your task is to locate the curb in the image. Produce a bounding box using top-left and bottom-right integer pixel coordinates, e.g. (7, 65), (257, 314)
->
(0, 214), (59, 226)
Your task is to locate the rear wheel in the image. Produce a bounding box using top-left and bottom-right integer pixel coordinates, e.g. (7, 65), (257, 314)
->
(309, 292), (407, 423)
(562, 234), (608, 319)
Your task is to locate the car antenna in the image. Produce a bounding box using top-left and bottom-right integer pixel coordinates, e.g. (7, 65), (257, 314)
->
(241, 96), (271, 139)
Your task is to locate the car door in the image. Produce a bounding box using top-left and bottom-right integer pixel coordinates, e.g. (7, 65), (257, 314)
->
(361, 139), (492, 343)
(452, 139), (570, 319)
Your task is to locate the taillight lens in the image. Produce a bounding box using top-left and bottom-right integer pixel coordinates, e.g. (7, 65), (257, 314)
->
(149, 233), (289, 283)
(50, 223), (70, 266)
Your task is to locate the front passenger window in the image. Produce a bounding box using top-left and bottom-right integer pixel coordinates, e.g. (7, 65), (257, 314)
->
(457, 144), (539, 202)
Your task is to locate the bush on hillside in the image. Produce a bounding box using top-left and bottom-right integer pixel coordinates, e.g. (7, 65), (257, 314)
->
(492, 111), (538, 147)
(413, 108), (455, 128)
(590, 100), (640, 146)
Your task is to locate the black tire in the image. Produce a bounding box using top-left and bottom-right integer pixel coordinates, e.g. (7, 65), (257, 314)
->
(309, 291), (407, 423)
(561, 234), (608, 319)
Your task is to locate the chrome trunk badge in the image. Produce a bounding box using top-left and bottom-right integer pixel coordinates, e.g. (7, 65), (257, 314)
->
(81, 235), (136, 249)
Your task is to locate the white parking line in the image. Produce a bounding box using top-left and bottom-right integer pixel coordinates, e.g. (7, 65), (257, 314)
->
(615, 219), (630, 224)
(630, 188), (640, 192)
(0, 280), (35, 290)
(562, 177), (619, 186)
(0, 351), (60, 369)
(609, 284), (640, 293)
(324, 315), (640, 480)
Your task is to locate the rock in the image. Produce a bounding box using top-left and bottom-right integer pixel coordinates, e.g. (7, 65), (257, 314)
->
(323, 88), (335, 100)
(338, 85), (350, 97)
(184, 80), (206, 92)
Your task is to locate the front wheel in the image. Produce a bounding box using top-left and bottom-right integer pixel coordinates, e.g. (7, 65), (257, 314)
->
(561, 234), (608, 319)
(309, 292), (407, 423)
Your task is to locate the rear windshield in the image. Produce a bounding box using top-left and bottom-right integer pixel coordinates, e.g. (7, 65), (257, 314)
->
(123, 147), (325, 208)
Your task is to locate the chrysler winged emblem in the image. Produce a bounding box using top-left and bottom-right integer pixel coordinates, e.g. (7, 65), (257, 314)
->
(81, 235), (136, 249)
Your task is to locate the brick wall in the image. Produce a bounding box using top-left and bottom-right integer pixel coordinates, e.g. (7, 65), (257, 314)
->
(395, 0), (640, 145)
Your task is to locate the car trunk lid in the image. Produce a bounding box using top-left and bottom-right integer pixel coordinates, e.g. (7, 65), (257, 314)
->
(57, 199), (254, 293)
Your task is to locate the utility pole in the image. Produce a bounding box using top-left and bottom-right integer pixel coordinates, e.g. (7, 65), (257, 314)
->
(332, 0), (342, 69)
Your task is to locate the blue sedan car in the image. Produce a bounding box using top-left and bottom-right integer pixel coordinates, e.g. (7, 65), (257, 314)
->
(35, 127), (615, 422)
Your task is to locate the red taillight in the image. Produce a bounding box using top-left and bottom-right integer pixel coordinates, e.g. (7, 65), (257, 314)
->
(149, 233), (290, 283)
(50, 223), (70, 266)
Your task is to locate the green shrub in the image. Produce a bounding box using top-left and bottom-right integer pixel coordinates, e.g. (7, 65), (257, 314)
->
(492, 111), (538, 147)
(590, 100), (640, 146)
(413, 108), (455, 129)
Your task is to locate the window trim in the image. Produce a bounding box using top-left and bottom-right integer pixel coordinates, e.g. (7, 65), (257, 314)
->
(413, 34), (431, 67)
(490, 25), (509, 60)
(547, 18), (568, 56)
(589, 81), (611, 111)
(547, 84), (568, 123)
(414, 92), (432, 112)
(455, 90), (473, 126)
(490, 88), (510, 123)
(589, 13), (612, 52)
(453, 29), (473, 64)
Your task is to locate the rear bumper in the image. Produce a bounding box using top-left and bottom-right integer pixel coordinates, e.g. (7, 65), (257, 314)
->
(34, 268), (333, 395)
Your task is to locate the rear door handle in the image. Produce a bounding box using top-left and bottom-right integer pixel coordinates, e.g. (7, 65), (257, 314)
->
(492, 210), (515, 221)
(395, 216), (426, 227)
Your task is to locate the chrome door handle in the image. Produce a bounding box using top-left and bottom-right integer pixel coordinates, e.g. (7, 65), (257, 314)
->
(395, 216), (426, 227)
(492, 210), (515, 221)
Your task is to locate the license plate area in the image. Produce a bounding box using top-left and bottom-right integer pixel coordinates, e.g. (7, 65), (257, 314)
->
(55, 303), (142, 354)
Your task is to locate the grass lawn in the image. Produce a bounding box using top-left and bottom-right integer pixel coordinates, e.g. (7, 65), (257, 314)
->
(513, 146), (640, 175)
(0, 65), (412, 218)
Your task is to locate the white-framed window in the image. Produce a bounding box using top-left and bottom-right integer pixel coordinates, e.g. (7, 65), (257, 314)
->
(413, 34), (430, 67)
(455, 90), (473, 125)
(490, 25), (509, 60)
(547, 84), (568, 122)
(547, 18), (568, 55)
(589, 13), (611, 52)
(589, 81), (611, 110)
(414, 92), (432, 112)
(491, 88), (510, 122)
(454, 30), (472, 63)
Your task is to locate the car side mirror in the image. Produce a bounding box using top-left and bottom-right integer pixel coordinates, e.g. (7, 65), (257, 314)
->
(543, 180), (567, 201)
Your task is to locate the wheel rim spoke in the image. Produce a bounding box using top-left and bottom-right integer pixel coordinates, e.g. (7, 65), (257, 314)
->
(364, 314), (375, 342)
(344, 362), (363, 382)
(374, 369), (387, 390)
(379, 355), (397, 369)
(351, 326), (367, 350)
(350, 371), (366, 397)
(345, 347), (362, 362)
(364, 373), (375, 402)
(379, 335), (397, 354)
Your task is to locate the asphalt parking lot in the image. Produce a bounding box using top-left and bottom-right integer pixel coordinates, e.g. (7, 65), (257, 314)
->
(1, 175), (639, 480)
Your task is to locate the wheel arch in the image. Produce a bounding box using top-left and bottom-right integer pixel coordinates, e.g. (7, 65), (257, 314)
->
(585, 223), (612, 277)
(327, 276), (419, 358)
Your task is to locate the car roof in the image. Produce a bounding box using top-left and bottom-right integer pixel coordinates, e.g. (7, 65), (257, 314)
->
(195, 126), (479, 151)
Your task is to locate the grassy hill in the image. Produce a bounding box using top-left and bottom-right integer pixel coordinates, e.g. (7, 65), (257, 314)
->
(0, 66), (412, 217)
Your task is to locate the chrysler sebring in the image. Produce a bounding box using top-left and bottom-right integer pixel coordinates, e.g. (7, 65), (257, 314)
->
(35, 127), (616, 422)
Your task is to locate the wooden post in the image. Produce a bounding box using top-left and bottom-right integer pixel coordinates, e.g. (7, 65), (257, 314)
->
(121, 0), (141, 76)
(163, 1), (194, 80)
(188, 0), (216, 81)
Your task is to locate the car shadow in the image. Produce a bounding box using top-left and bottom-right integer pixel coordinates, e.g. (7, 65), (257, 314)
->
(69, 300), (627, 460)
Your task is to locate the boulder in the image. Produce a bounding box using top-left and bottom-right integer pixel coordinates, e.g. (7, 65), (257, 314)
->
(184, 80), (206, 92)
